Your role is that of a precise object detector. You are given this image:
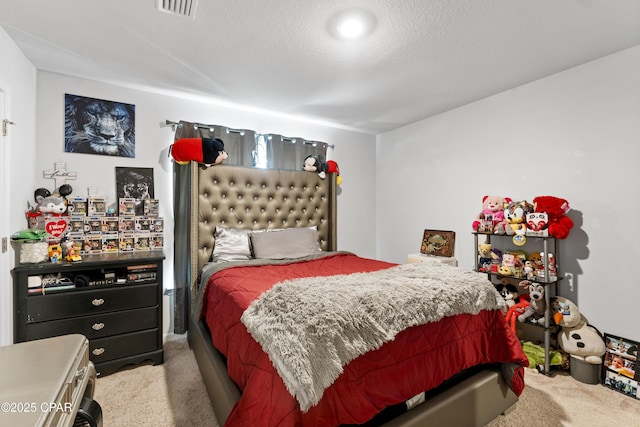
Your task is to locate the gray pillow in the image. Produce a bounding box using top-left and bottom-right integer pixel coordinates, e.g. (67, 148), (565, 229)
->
(211, 227), (252, 263)
(250, 227), (321, 259)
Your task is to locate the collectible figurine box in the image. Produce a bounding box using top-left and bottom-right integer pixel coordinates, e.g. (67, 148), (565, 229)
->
(119, 198), (136, 216)
(143, 199), (160, 217)
(67, 196), (87, 216)
(84, 216), (103, 235)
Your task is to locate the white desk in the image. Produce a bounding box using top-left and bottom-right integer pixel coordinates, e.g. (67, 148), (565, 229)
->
(407, 253), (458, 267)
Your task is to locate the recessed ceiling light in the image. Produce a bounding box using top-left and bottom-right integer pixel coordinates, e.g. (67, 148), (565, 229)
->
(328, 9), (377, 40)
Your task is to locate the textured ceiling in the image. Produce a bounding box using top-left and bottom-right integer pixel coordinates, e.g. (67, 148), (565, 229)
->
(1, 0), (639, 134)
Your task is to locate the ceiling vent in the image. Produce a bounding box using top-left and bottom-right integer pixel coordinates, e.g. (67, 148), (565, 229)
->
(156, 0), (198, 19)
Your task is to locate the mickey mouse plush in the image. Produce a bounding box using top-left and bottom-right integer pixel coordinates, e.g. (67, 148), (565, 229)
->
(303, 155), (342, 185)
(170, 137), (228, 167)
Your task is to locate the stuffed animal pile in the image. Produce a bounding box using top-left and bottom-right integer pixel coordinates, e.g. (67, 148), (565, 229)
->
(472, 194), (574, 239)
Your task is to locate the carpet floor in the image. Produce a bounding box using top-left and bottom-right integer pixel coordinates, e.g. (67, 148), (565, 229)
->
(94, 336), (640, 426)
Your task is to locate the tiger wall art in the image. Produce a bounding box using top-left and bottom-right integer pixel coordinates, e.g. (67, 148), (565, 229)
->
(64, 94), (135, 158)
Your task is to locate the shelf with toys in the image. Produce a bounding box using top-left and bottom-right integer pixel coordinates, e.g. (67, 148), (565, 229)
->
(471, 195), (574, 375)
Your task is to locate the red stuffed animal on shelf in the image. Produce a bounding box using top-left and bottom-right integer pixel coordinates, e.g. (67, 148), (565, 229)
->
(532, 196), (574, 239)
(170, 137), (228, 167)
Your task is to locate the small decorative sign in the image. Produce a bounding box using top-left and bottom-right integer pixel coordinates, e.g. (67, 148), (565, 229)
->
(420, 229), (456, 258)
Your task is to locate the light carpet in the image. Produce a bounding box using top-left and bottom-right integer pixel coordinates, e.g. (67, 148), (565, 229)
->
(95, 335), (640, 427)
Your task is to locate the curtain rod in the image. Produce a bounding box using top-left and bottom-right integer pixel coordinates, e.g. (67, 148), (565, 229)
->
(163, 119), (335, 149)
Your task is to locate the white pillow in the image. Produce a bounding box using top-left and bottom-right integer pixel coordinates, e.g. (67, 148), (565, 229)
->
(250, 227), (321, 259)
(211, 227), (252, 263)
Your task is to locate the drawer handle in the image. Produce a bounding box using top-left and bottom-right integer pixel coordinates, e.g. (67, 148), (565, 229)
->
(92, 322), (105, 331)
(92, 348), (105, 356)
(91, 298), (105, 307)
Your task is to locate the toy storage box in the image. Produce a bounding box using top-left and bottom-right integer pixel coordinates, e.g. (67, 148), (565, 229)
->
(12, 241), (49, 264)
(571, 356), (601, 384)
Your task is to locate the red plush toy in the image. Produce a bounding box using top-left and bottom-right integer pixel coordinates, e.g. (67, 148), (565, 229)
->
(326, 160), (342, 185)
(170, 137), (228, 166)
(532, 196), (574, 239)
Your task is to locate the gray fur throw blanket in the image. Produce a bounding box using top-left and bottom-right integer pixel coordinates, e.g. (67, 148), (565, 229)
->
(241, 260), (504, 412)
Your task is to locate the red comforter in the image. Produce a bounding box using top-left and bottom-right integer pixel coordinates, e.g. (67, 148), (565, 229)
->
(200, 253), (527, 426)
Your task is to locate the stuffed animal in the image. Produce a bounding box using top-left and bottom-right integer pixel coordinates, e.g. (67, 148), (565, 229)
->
(521, 341), (569, 372)
(528, 252), (544, 276)
(478, 243), (492, 272)
(524, 260), (535, 279)
(170, 137), (228, 166)
(504, 200), (534, 236)
(489, 248), (502, 273)
(303, 155), (328, 177)
(500, 252), (517, 276)
(532, 196), (574, 239)
(326, 160), (342, 185)
(495, 283), (520, 310)
(525, 211), (549, 236)
(36, 195), (67, 215)
(517, 280), (547, 325)
(472, 195), (511, 234)
(558, 320), (606, 365)
(505, 295), (530, 334)
(549, 296), (581, 328)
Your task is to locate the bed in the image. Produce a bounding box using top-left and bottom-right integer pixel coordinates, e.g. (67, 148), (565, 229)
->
(183, 163), (528, 426)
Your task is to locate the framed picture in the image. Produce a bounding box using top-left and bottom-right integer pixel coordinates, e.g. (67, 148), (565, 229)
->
(602, 333), (639, 399)
(420, 229), (455, 258)
(64, 93), (135, 158)
(115, 167), (154, 216)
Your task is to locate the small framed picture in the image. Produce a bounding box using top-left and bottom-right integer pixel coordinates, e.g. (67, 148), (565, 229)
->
(602, 333), (639, 399)
(420, 229), (456, 258)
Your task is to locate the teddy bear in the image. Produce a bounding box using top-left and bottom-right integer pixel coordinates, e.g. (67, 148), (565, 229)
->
(503, 200), (534, 236)
(170, 137), (228, 167)
(532, 195), (574, 239)
(472, 195), (511, 234)
(478, 243), (492, 272)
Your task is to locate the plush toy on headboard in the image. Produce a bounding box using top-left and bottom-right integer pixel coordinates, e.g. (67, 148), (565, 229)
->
(170, 137), (228, 167)
(303, 155), (342, 185)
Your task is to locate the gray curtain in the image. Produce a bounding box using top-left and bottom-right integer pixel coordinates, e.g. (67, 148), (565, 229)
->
(265, 134), (327, 170)
(172, 121), (257, 166)
(172, 120), (329, 333)
(172, 162), (190, 334)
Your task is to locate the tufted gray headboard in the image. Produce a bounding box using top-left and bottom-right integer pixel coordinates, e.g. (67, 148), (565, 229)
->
(188, 163), (337, 302)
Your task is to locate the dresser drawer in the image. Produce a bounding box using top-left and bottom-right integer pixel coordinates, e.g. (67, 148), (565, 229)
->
(89, 329), (159, 364)
(26, 283), (158, 322)
(25, 306), (159, 341)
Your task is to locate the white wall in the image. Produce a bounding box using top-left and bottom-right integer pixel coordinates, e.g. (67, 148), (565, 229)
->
(0, 26), (37, 345)
(376, 45), (640, 341)
(33, 72), (377, 336)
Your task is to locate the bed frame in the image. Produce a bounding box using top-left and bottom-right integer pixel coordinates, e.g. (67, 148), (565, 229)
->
(184, 163), (518, 426)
